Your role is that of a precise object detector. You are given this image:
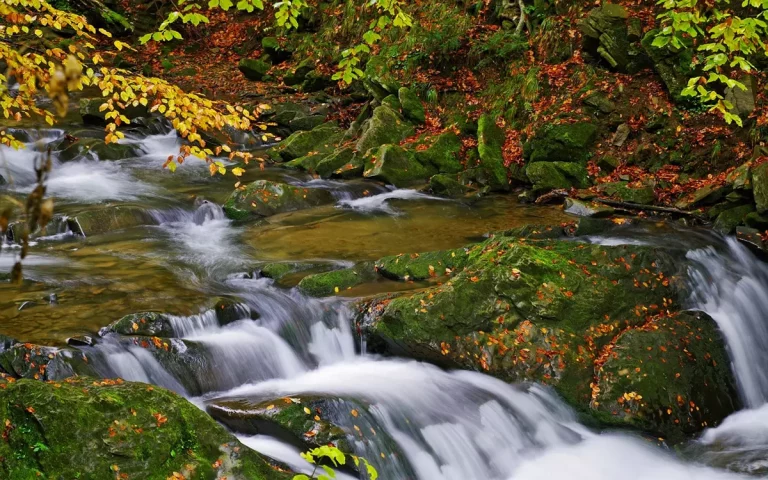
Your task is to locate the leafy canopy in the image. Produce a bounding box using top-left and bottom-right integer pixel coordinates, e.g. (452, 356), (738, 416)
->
(652, 0), (768, 126)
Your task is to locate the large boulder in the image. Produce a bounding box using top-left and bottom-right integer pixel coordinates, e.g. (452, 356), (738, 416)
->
(298, 263), (377, 297)
(0, 376), (287, 479)
(223, 180), (334, 220)
(641, 29), (695, 103)
(363, 144), (436, 187)
(398, 87), (426, 124)
(273, 123), (344, 161)
(524, 122), (598, 164)
(477, 115), (511, 191)
(67, 206), (155, 236)
(416, 131), (463, 174)
(356, 106), (414, 154)
(752, 162), (768, 213)
(315, 147), (355, 178)
(358, 235), (739, 440)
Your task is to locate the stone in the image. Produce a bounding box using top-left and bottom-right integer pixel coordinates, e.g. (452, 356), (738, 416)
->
(398, 87), (426, 124)
(0, 377), (286, 479)
(262, 36), (292, 62)
(67, 206), (155, 236)
(381, 94), (402, 111)
(416, 131), (463, 174)
(289, 114), (326, 132)
(356, 106), (414, 154)
(598, 155), (620, 172)
(363, 144), (436, 187)
(745, 211), (768, 230)
(641, 30), (695, 103)
(102, 312), (174, 337)
(751, 162), (768, 213)
(376, 249), (469, 281)
(726, 163), (752, 191)
(724, 74), (757, 117)
(612, 123), (631, 147)
(583, 93), (616, 114)
(238, 58), (271, 81)
(301, 71), (333, 92)
(477, 115), (511, 191)
(298, 262), (377, 296)
(429, 174), (471, 197)
(526, 162), (590, 195)
(315, 148), (356, 178)
(674, 184), (727, 210)
(283, 59), (315, 86)
(524, 122), (598, 164)
(600, 182), (655, 205)
(564, 198), (615, 218)
(223, 180), (334, 220)
(714, 204), (755, 234)
(579, 3), (646, 73)
(274, 123), (343, 161)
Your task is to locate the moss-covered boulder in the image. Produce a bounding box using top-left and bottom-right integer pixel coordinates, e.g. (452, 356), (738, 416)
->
(298, 262), (377, 297)
(641, 29), (695, 103)
(0, 343), (96, 380)
(274, 123), (343, 161)
(283, 59), (315, 86)
(416, 131), (463, 174)
(223, 180), (334, 220)
(68, 206), (155, 236)
(713, 204), (755, 234)
(477, 115), (510, 192)
(398, 87), (426, 124)
(376, 248), (469, 281)
(524, 122), (598, 164)
(363, 144), (436, 187)
(239, 58), (271, 81)
(315, 148), (355, 178)
(752, 162), (768, 213)
(359, 235), (738, 440)
(356, 106), (414, 154)
(0, 377), (288, 479)
(103, 312), (174, 337)
(526, 161), (590, 194)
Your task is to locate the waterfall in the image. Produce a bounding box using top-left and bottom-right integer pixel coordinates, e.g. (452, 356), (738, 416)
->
(687, 237), (768, 407)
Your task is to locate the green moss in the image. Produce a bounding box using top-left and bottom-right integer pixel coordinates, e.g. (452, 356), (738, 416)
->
(356, 106), (414, 154)
(223, 180), (334, 220)
(274, 124), (343, 161)
(362, 144), (436, 187)
(0, 377), (288, 479)
(238, 58), (271, 81)
(477, 115), (511, 191)
(398, 87), (426, 124)
(105, 312), (174, 337)
(376, 248), (469, 281)
(524, 122), (598, 164)
(298, 263), (377, 297)
(526, 162), (589, 194)
(416, 132), (463, 174)
(315, 148), (355, 178)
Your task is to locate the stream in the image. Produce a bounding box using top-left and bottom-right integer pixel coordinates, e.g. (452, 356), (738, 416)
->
(2, 124), (768, 479)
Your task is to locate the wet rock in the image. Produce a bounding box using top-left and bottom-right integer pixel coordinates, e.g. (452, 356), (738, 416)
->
(363, 144), (436, 187)
(79, 98), (148, 126)
(477, 114), (511, 192)
(359, 235), (737, 440)
(239, 58), (271, 81)
(713, 204), (755, 234)
(273, 123), (343, 161)
(0, 377), (288, 479)
(752, 162), (768, 213)
(417, 131), (463, 174)
(67, 206), (155, 236)
(298, 262), (377, 297)
(674, 184), (728, 210)
(564, 198), (615, 218)
(356, 105), (414, 154)
(315, 147), (355, 178)
(0, 343), (96, 380)
(524, 122), (598, 164)
(102, 312), (174, 337)
(526, 161), (590, 195)
(207, 397), (352, 453)
(53, 136), (141, 162)
(375, 249), (469, 281)
(284, 152), (326, 172)
(223, 180), (334, 221)
(745, 211), (768, 230)
(398, 87), (426, 124)
(259, 262), (320, 281)
(726, 163), (752, 191)
(429, 174), (471, 197)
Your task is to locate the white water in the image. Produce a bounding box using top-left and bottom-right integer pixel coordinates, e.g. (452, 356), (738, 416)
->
(687, 237), (768, 407)
(338, 189), (446, 214)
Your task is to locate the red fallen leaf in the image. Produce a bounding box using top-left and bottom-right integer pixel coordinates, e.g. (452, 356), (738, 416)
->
(153, 412), (168, 426)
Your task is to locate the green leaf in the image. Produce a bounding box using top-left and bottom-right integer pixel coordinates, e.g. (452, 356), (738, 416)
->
(320, 465), (337, 478)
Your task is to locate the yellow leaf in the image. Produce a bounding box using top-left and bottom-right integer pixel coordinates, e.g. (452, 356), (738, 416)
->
(303, 407), (311, 415)
(231, 167), (245, 177)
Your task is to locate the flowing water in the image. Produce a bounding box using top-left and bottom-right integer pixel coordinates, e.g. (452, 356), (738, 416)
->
(2, 125), (768, 479)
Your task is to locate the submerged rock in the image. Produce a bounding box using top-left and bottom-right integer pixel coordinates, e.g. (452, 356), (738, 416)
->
(358, 235), (738, 440)
(0, 377), (288, 479)
(429, 174), (472, 197)
(223, 180), (334, 220)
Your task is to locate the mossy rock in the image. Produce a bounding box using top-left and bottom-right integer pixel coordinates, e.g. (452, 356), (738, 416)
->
(259, 262), (321, 281)
(273, 123), (343, 161)
(301, 71), (334, 92)
(358, 236), (736, 438)
(0, 344), (96, 380)
(524, 122), (598, 164)
(416, 131), (463, 174)
(752, 162), (768, 213)
(238, 58), (271, 81)
(641, 29), (695, 104)
(223, 180), (334, 221)
(398, 87), (426, 124)
(315, 148), (355, 178)
(429, 174), (471, 197)
(616, 184), (656, 205)
(0, 377), (288, 479)
(283, 59), (315, 86)
(713, 204), (755, 234)
(593, 311), (739, 441)
(355, 106), (414, 154)
(298, 262), (377, 297)
(288, 114), (326, 132)
(103, 312), (174, 337)
(262, 36), (292, 62)
(477, 114), (511, 191)
(363, 144), (436, 187)
(68, 206), (155, 236)
(284, 152), (326, 172)
(381, 94), (401, 111)
(376, 248), (469, 281)
(526, 161), (590, 195)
